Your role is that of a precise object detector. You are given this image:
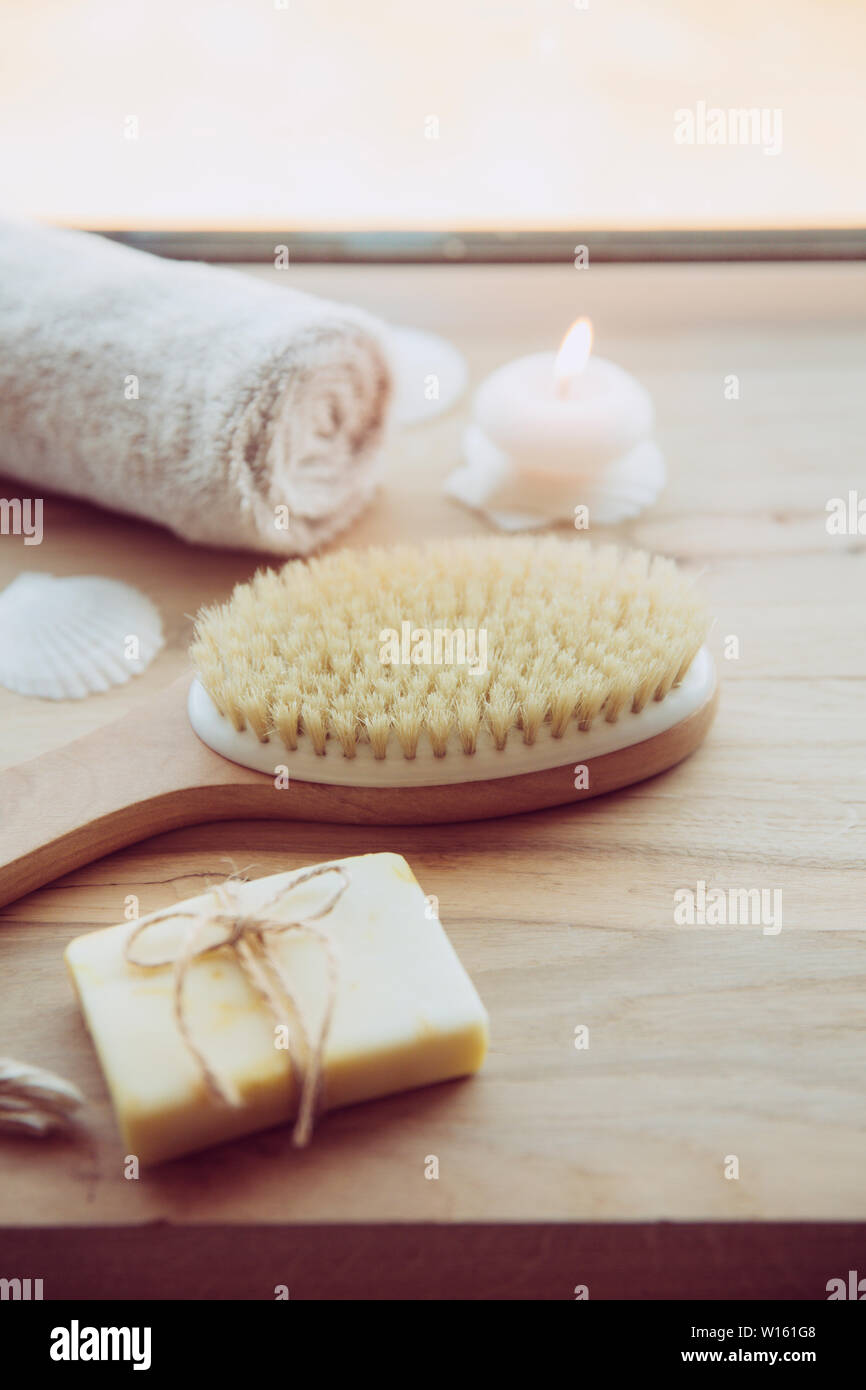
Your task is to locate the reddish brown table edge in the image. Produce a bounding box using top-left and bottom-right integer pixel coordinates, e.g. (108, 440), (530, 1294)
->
(2, 1223), (862, 1300)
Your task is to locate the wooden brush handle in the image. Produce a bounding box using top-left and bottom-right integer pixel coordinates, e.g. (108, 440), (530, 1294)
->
(0, 678), (261, 908)
(0, 676), (719, 910)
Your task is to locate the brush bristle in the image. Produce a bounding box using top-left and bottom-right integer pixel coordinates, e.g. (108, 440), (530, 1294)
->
(190, 538), (708, 760)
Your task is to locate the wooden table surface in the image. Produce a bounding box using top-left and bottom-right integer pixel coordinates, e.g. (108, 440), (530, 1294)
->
(1, 261), (865, 1298)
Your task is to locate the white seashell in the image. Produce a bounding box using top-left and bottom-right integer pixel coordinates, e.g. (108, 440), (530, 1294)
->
(446, 427), (665, 530)
(583, 439), (666, 525)
(0, 573), (164, 700)
(0, 1057), (85, 1136)
(386, 325), (468, 424)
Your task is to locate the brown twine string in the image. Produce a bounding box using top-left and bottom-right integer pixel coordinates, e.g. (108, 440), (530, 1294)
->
(124, 863), (350, 1148)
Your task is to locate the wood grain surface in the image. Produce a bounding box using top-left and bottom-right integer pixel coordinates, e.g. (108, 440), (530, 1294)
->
(0, 263), (864, 1293)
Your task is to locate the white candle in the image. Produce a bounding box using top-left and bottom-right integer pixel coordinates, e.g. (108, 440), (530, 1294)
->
(446, 318), (665, 529)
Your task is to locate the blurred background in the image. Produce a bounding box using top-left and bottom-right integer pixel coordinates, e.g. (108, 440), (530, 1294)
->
(1, 0), (864, 239)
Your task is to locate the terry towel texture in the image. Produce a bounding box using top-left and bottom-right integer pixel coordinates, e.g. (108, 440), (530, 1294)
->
(0, 222), (392, 554)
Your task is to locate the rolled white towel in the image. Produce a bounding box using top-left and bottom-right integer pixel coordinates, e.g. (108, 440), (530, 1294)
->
(0, 222), (392, 554)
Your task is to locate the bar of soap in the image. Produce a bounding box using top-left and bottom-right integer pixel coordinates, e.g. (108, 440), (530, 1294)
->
(65, 852), (488, 1164)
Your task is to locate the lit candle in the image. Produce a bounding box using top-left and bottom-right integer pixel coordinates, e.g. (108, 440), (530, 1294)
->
(553, 315), (593, 399)
(446, 318), (665, 528)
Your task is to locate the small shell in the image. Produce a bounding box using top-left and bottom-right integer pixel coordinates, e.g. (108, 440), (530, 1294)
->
(0, 572), (164, 700)
(448, 430), (665, 530)
(386, 326), (468, 424)
(0, 1057), (85, 1136)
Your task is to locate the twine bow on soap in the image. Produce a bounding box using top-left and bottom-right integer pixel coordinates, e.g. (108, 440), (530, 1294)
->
(124, 863), (351, 1148)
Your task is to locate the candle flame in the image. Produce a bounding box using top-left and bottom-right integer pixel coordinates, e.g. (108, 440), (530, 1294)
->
(554, 317), (593, 394)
